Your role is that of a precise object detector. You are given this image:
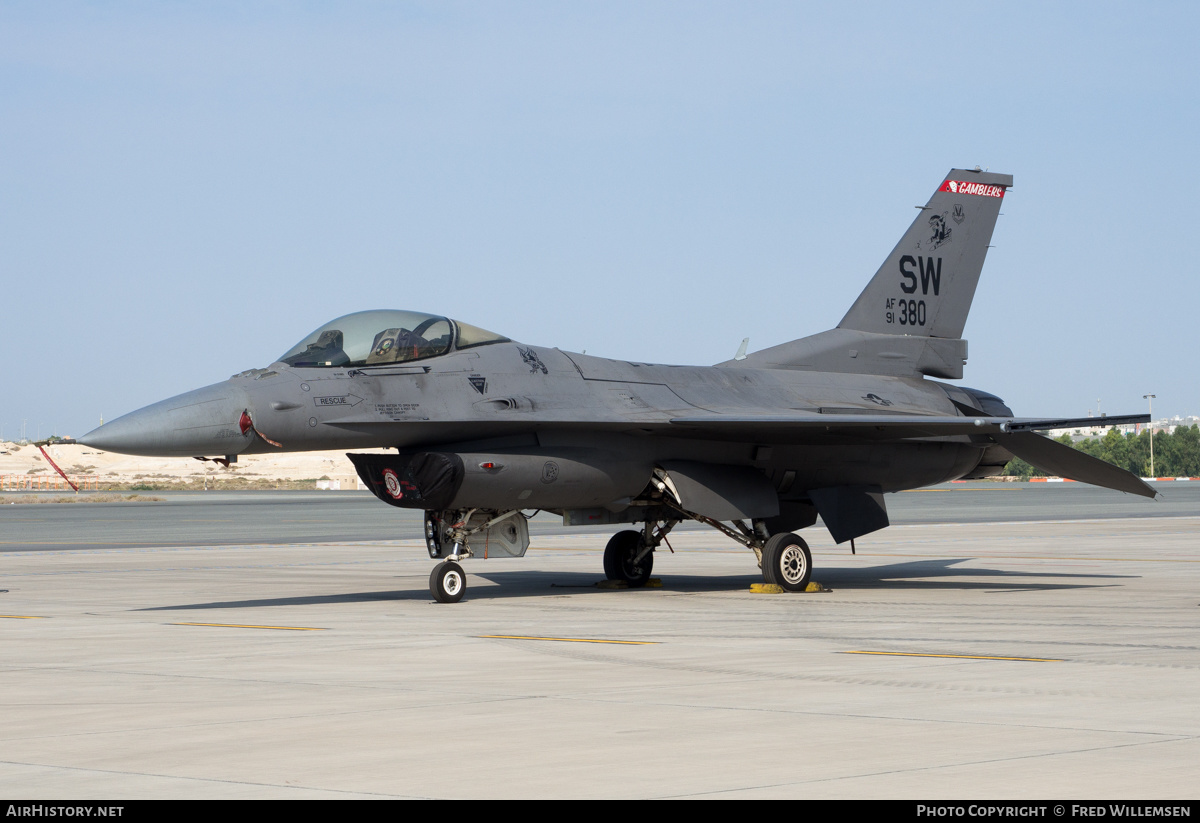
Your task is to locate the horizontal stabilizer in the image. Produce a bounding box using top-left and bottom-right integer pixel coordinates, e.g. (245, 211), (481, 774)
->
(993, 432), (1156, 498)
(1000, 414), (1148, 432)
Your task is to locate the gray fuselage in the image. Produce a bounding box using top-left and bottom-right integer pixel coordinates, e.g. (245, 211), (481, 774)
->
(82, 339), (1005, 512)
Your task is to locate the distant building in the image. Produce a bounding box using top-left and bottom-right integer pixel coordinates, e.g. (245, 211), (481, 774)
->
(1044, 414), (1200, 441)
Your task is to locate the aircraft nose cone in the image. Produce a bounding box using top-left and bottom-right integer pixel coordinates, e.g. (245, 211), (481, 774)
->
(80, 382), (253, 457)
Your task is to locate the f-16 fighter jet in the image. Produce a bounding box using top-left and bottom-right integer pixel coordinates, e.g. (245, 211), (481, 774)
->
(81, 168), (1152, 602)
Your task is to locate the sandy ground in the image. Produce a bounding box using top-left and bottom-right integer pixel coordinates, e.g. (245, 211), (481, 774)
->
(0, 441), (384, 489)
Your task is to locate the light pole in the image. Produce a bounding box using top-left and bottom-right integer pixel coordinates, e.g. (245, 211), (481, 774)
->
(1143, 394), (1156, 477)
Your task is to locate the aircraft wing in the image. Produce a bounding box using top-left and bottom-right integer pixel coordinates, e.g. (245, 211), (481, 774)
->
(327, 411), (1154, 498)
(666, 412), (1148, 438)
(668, 412), (1156, 498)
(327, 412), (1084, 443)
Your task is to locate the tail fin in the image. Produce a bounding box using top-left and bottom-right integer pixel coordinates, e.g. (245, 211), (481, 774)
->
(839, 168), (1011, 338)
(727, 168), (1011, 379)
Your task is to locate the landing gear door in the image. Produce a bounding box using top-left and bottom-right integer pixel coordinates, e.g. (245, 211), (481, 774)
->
(427, 510), (531, 559)
(474, 513), (530, 558)
(657, 461), (779, 521)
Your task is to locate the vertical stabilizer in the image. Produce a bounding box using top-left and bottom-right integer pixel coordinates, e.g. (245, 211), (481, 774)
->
(838, 168), (1011, 339)
(725, 168), (1011, 377)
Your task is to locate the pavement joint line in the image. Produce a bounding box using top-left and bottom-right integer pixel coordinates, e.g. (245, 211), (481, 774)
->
(0, 662), (546, 701)
(520, 644), (1095, 695)
(883, 515), (1200, 529)
(3, 516), (1198, 553)
(479, 634), (658, 645)
(843, 650), (1062, 662)
(556, 690), (1198, 738)
(812, 551), (1200, 564)
(0, 561), (409, 577)
(171, 622), (327, 631)
(0, 540), (424, 551)
(667, 734), (1199, 798)
(0, 758), (417, 797)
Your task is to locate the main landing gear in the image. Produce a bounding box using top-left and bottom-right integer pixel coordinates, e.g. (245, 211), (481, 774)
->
(601, 519), (679, 587)
(601, 505), (814, 593)
(421, 507), (814, 602)
(761, 532), (812, 592)
(603, 530), (654, 586)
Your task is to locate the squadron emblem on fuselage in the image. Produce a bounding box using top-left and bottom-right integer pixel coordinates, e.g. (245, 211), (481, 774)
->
(518, 346), (548, 375)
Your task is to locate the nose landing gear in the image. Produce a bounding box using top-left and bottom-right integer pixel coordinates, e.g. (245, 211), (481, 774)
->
(423, 508), (534, 603)
(430, 561), (466, 603)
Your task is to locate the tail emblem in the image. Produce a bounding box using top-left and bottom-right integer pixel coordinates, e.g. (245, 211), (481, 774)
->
(939, 179), (1005, 198)
(928, 213), (952, 250)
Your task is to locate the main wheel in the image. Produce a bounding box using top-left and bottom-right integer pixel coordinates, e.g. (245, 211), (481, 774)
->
(430, 561), (466, 603)
(603, 530), (653, 587)
(761, 532), (812, 592)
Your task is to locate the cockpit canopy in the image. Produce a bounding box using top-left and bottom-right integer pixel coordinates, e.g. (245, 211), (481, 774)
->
(278, 310), (510, 368)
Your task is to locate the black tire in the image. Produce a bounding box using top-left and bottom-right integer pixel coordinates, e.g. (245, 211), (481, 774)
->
(761, 532), (812, 592)
(430, 561), (466, 603)
(603, 530), (653, 587)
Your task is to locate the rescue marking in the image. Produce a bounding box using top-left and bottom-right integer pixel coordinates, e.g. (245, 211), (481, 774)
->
(172, 622), (326, 631)
(314, 394), (363, 407)
(843, 650), (1061, 662)
(479, 634), (657, 645)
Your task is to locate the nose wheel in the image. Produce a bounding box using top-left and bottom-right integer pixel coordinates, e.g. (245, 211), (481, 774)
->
(430, 561), (466, 603)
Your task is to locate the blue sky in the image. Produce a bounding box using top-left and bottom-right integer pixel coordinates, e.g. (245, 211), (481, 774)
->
(2, 1), (1197, 439)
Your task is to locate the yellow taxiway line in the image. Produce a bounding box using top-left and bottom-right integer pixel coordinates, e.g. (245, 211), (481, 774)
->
(844, 650), (1061, 662)
(172, 622), (326, 631)
(0, 614), (46, 619)
(479, 634), (657, 645)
